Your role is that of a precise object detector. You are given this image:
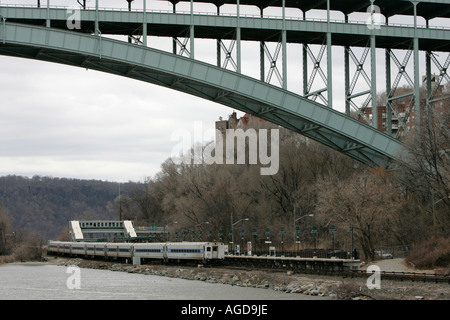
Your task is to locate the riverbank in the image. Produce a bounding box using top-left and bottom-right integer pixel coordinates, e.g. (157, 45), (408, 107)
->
(48, 256), (449, 300)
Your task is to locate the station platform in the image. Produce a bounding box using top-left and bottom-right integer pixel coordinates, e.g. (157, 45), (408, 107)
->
(224, 255), (361, 272)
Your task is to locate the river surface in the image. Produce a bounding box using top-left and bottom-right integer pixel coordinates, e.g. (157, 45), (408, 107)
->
(0, 263), (322, 300)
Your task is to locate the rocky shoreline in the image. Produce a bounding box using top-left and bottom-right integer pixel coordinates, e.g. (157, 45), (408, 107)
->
(51, 257), (449, 300)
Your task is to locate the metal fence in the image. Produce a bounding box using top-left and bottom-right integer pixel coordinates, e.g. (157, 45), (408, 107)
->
(247, 249), (360, 259)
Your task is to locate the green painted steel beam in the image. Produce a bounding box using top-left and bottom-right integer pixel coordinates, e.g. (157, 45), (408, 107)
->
(1, 7), (449, 51)
(166, 1), (450, 19)
(0, 22), (404, 168)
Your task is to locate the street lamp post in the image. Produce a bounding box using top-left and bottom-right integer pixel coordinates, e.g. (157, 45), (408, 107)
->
(240, 230), (245, 255)
(194, 221), (209, 241)
(265, 228), (271, 255)
(348, 224), (354, 259)
(311, 226), (319, 257)
(432, 195), (450, 238)
(231, 218), (249, 255)
(252, 229), (258, 254)
(329, 225), (336, 258)
(164, 221), (178, 242)
(295, 226), (301, 255)
(293, 211), (314, 254)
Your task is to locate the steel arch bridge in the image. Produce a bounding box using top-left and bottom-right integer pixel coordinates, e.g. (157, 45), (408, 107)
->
(0, 0), (449, 169)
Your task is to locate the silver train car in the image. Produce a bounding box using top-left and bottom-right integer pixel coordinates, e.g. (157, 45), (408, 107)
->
(47, 240), (227, 264)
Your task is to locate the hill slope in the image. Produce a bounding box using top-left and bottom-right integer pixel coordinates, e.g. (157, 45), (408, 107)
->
(0, 175), (139, 240)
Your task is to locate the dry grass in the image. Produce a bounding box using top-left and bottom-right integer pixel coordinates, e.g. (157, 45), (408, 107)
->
(0, 255), (16, 264)
(406, 237), (450, 272)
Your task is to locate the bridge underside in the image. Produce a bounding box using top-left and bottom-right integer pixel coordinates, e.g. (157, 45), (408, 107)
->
(2, 8), (449, 52)
(0, 22), (403, 168)
(5, 19), (448, 52)
(178, 0), (450, 20)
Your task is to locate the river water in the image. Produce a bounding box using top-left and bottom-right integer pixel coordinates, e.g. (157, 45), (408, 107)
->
(0, 263), (322, 300)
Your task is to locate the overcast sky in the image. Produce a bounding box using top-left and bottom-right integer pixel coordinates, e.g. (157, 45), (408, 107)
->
(0, 0), (447, 182)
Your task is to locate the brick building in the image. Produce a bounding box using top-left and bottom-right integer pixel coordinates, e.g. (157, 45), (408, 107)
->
(359, 77), (448, 136)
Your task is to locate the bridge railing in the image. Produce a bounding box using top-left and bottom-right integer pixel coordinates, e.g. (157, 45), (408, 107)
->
(239, 249), (360, 260)
(0, 3), (448, 30)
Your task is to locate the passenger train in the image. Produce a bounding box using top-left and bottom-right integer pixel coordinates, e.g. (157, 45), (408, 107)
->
(47, 240), (227, 264)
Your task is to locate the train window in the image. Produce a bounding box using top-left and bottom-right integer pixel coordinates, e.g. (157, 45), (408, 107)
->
(206, 247), (211, 252)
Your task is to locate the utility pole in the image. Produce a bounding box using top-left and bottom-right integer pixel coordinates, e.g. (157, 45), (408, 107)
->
(119, 183), (122, 221)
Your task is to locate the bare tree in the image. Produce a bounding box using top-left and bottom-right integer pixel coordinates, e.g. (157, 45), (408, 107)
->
(315, 169), (402, 261)
(397, 103), (450, 236)
(0, 205), (12, 255)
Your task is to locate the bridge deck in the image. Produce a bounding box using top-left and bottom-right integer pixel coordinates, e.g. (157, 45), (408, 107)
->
(1, 6), (449, 51)
(168, 0), (450, 20)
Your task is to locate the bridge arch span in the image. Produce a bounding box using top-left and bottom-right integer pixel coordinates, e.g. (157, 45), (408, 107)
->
(0, 22), (403, 168)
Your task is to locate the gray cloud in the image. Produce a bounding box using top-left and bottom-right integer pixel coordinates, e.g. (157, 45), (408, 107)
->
(2, 0), (441, 181)
(0, 55), (229, 181)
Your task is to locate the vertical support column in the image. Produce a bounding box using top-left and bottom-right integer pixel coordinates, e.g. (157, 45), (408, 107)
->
(371, 34), (377, 129)
(344, 47), (350, 116)
(0, 14), (5, 45)
(46, 0), (50, 27)
(326, 0), (332, 108)
(95, 0), (101, 58)
(172, 2), (176, 54)
(190, 0), (194, 59)
(302, 12), (307, 97)
(260, 7), (265, 82)
(426, 48), (432, 127)
(143, 0), (147, 46)
(370, 0), (377, 129)
(386, 48), (392, 135)
(344, 16), (350, 116)
(413, 1), (421, 129)
(217, 5), (221, 68)
(236, 0), (241, 73)
(385, 15), (391, 135)
(425, 18), (431, 114)
(282, 0), (287, 90)
(127, 0), (133, 43)
(303, 43), (308, 96)
(95, 0), (99, 36)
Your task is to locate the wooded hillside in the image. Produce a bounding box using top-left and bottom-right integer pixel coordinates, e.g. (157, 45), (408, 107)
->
(0, 175), (139, 240)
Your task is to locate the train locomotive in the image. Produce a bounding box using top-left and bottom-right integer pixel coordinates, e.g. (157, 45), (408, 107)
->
(47, 240), (227, 264)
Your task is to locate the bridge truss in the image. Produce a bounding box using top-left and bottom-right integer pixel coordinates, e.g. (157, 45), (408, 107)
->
(0, 0), (449, 168)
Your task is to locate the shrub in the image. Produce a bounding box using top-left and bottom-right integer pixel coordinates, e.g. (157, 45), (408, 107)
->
(13, 243), (42, 262)
(406, 237), (450, 269)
